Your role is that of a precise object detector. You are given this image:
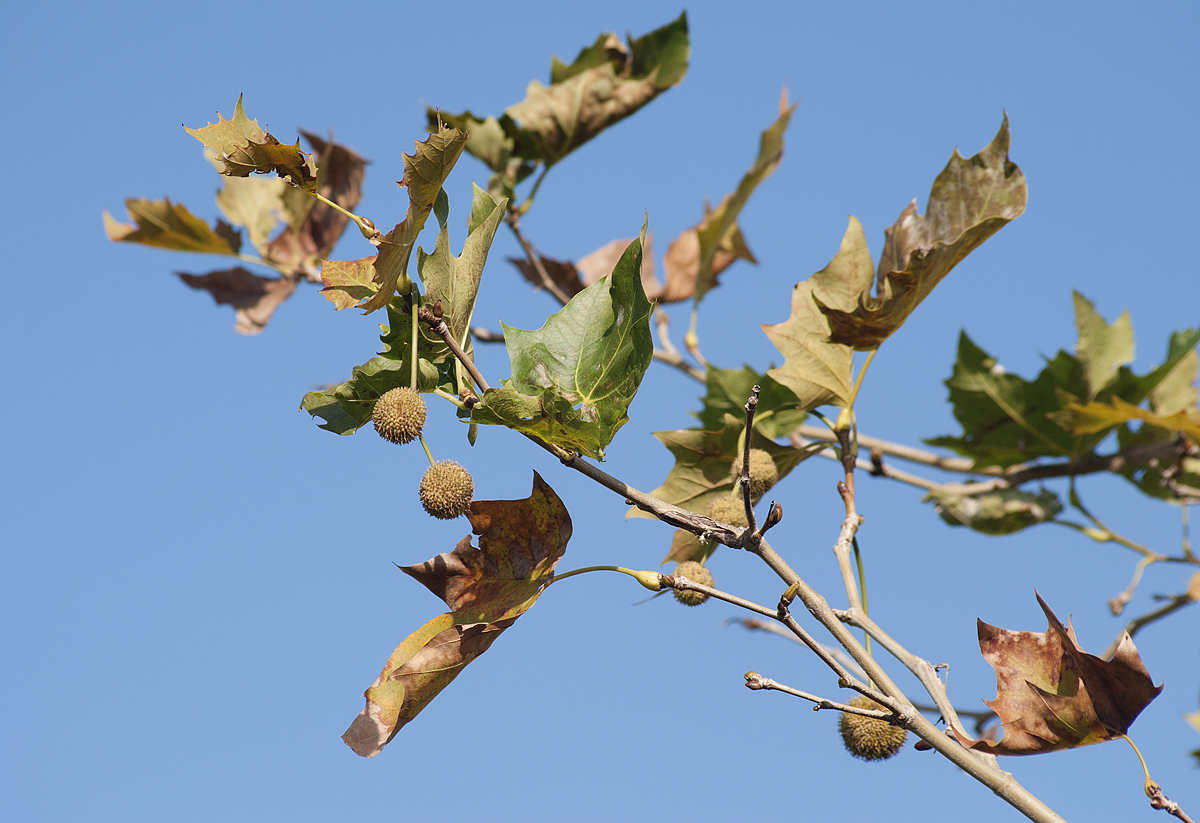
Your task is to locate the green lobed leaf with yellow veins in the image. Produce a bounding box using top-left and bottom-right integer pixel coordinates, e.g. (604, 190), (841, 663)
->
(469, 225), (654, 459)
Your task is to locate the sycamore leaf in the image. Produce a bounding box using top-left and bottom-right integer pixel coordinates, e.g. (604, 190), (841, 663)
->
(470, 226), (654, 459)
(695, 365), (806, 441)
(661, 215), (755, 303)
(820, 117), (1027, 350)
(1052, 396), (1200, 445)
(435, 13), (688, 173)
(209, 152), (286, 257)
(104, 198), (241, 256)
(692, 89), (793, 305)
(1072, 291), (1134, 400)
(763, 217), (872, 411)
(927, 488), (1062, 535)
(343, 473), (571, 757)
(323, 124), (467, 313)
(416, 185), (507, 366)
(925, 332), (1076, 467)
(184, 95), (318, 191)
(178, 267), (297, 335)
(264, 132), (367, 275)
(956, 593), (1162, 755)
(301, 298), (466, 435)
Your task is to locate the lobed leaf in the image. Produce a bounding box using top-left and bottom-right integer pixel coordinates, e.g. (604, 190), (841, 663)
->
(690, 88), (793, 305)
(927, 488), (1062, 535)
(343, 474), (572, 758)
(820, 117), (1027, 350)
(956, 593), (1162, 755)
(104, 198), (241, 256)
(184, 95), (318, 191)
(695, 365), (806, 441)
(178, 267), (297, 336)
(763, 217), (870, 411)
(434, 13), (688, 174)
(470, 227), (654, 459)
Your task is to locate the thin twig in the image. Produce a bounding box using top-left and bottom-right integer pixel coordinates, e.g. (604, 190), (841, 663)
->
(739, 387), (762, 533)
(507, 214), (572, 305)
(1101, 593), (1196, 659)
(743, 673), (894, 718)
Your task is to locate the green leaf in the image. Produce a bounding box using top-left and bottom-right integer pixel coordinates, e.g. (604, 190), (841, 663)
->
(103, 197), (241, 256)
(819, 117), (1027, 349)
(1072, 291), (1134, 400)
(693, 90), (795, 304)
(470, 226), (654, 459)
(417, 185), (506, 365)
(343, 473), (571, 757)
(184, 95), (318, 191)
(925, 332), (1075, 467)
(763, 217), (872, 411)
(696, 365), (805, 440)
(436, 13), (688, 173)
(927, 488), (1062, 535)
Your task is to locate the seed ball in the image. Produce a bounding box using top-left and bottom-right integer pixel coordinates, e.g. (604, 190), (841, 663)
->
(705, 495), (749, 528)
(419, 460), (474, 520)
(839, 696), (908, 761)
(728, 448), (779, 498)
(372, 387), (427, 445)
(672, 560), (714, 607)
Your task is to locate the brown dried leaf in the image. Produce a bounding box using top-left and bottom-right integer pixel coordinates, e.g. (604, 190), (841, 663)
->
(178, 267), (297, 335)
(265, 132), (366, 276)
(342, 473), (571, 757)
(660, 211), (754, 303)
(507, 254), (586, 299)
(957, 593), (1162, 755)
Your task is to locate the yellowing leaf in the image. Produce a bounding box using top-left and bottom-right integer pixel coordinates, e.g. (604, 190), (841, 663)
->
(1073, 291), (1134, 400)
(820, 117), (1027, 350)
(104, 198), (241, 256)
(691, 89), (793, 304)
(763, 217), (872, 411)
(1052, 396), (1200, 444)
(334, 123), (467, 314)
(184, 95), (317, 191)
(956, 593), (1162, 755)
(342, 473), (571, 757)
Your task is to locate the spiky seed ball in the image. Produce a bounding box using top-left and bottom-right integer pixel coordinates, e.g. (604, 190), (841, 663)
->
(419, 461), (474, 520)
(672, 560), (714, 607)
(839, 696), (908, 761)
(373, 387), (427, 445)
(728, 448), (779, 499)
(705, 495), (749, 528)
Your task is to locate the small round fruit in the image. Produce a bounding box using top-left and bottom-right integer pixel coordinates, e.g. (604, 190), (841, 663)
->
(672, 560), (714, 607)
(839, 696), (907, 761)
(728, 448), (779, 498)
(705, 495), (749, 528)
(419, 461), (474, 520)
(373, 387), (427, 445)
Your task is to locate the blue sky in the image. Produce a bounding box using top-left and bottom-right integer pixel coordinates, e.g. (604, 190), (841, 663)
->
(3, 1), (1197, 821)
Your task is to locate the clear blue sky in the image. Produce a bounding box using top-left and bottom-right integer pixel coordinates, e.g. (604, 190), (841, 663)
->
(3, 1), (1197, 821)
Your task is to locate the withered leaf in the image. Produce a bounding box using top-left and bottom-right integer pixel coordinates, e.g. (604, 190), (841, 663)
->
(820, 117), (1027, 350)
(178, 267), (297, 335)
(661, 216), (754, 303)
(507, 254), (586, 299)
(330, 124), (466, 313)
(185, 95), (318, 191)
(1051, 396), (1200, 446)
(343, 473), (571, 758)
(957, 593), (1162, 755)
(265, 131), (366, 275)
